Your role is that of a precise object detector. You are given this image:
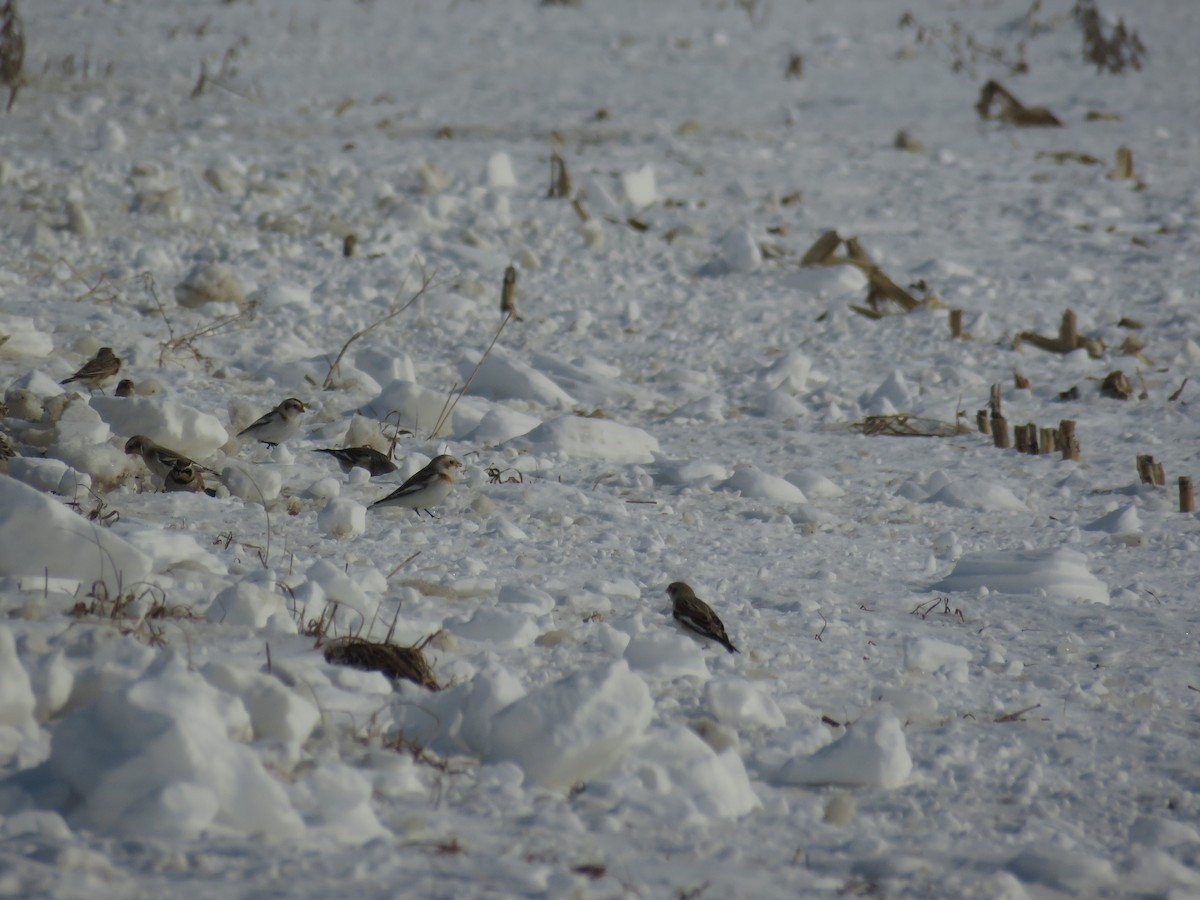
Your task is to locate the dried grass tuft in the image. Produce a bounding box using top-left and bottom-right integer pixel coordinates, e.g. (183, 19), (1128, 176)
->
(324, 634), (441, 691)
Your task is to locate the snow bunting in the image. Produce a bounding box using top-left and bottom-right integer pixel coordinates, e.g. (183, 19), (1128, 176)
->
(314, 446), (398, 477)
(667, 582), (739, 654)
(115, 378), (136, 397)
(60, 347), (120, 392)
(371, 454), (462, 517)
(125, 435), (211, 485)
(237, 398), (306, 447)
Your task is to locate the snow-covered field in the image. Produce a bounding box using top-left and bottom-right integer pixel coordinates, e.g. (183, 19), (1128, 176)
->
(1, 0), (1199, 895)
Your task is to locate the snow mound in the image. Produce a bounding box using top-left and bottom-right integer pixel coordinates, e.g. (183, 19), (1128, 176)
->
(627, 725), (760, 819)
(0, 475), (151, 584)
(202, 663), (319, 744)
(6, 458), (92, 496)
(446, 606), (539, 649)
(718, 467), (806, 503)
(1084, 504), (1141, 534)
(776, 711), (912, 789)
(0, 315), (53, 359)
(860, 370), (914, 414)
(623, 629), (711, 680)
(705, 225), (761, 275)
(497, 583), (556, 616)
(174, 262), (245, 309)
(621, 164), (657, 209)
(462, 407), (541, 444)
(292, 762), (386, 845)
(704, 678), (786, 730)
(42, 652), (304, 839)
(366, 380), (488, 438)
(1007, 843), (1116, 894)
(484, 152), (518, 189)
(464, 347), (576, 408)
(90, 396), (229, 459)
(48, 400), (128, 482)
(785, 469), (844, 499)
(925, 481), (1028, 512)
(207, 581), (295, 632)
(651, 458), (730, 488)
(0, 625), (35, 733)
(904, 637), (971, 679)
(221, 465), (283, 503)
(757, 351), (813, 392)
(488, 661), (653, 789)
(504, 414), (659, 463)
(317, 498), (367, 540)
(931, 547), (1109, 604)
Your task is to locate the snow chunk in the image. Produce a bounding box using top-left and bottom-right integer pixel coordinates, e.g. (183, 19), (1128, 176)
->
(0, 475), (151, 583)
(249, 282), (313, 313)
(776, 711), (912, 789)
(174, 263), (245, 309)
(710, 226), (761, 274)
(623, 629), (711, 680)
(109, 521), (226, 575)
(860, 370), (914, 414)
(464, 347), (576, 408)
(0, 315), (53, 359)
(48, 400), (127, 482)
(91, 396), (229, 459)
(631, 725), (760, 819)
(447, 606), (539, 649)
(462, 407), (540, 444)
(1007, 844), (1115, 894)
(0, 625), (35, 731)
(484, 152), (518, 189)
(488, 661), (653, 789)
(366, 380), (488, 438)
(925, 481), (1028, 512)
(317, 498), (367, 540)
(1084, 504), (1141, 534)
(207, 581), (294, 631)
(621, 164), (658, 209)
(931, 547), (1109, 604)
(904, 637), (971, 679)
(43, 652), (304, 839)
(497, 583), (556, 616)
(221, 465), (283, 503)
(704, 678), (786, 730)
(292, 762), (385, 844)
(651, 458), (730, 488)
(785, 469), (844, 499)
(202, 663), (319, 744)
(505, 414), (659, 463)
(757, 351), (813, 392)
(6, 458), (92, 496)
(717, 467), (806, 503)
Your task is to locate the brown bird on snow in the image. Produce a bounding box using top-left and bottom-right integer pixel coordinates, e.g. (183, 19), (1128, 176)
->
(667, 581), (739, 654)
(60, 347), (120, 392)
(163, 462), (213, 495)
(314, 446), (398, 477)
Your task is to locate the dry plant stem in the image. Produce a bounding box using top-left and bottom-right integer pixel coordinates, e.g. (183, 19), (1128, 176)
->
(323, 268), (435, 390)
(991, 414), (1010, 449)
(1039, 427), (1058, 454)
(948, 309), (963, 338)
(976, 410), (991, 435)
(1059, 420), (1080, 461)
(1179, 477), (1194, 513)
(431, 312), (511, 437)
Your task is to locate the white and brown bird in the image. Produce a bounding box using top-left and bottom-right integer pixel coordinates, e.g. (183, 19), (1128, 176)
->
(61, 347), (120, 392)
(314, 446), (397, 477)
(124, 435), (213, 487)
(371, 454), (462, 517)
(237, 398), (306, 447)
(667, 581), (739, 654)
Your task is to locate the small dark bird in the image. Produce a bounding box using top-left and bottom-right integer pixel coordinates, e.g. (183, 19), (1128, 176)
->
(667, 581), (739, 654)
(237, 398), (306, 447)
(314, 446), (398, 477)
(61, 347), (120, 392)
(115, 379), (136, 397)
(125, 435), (215, 487)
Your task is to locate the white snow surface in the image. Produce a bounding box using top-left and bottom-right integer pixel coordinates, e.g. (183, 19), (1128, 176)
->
(2, 0), (1200, 896)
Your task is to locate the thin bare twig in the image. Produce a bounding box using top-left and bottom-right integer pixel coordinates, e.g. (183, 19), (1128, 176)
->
(431, 312), (511, 437)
